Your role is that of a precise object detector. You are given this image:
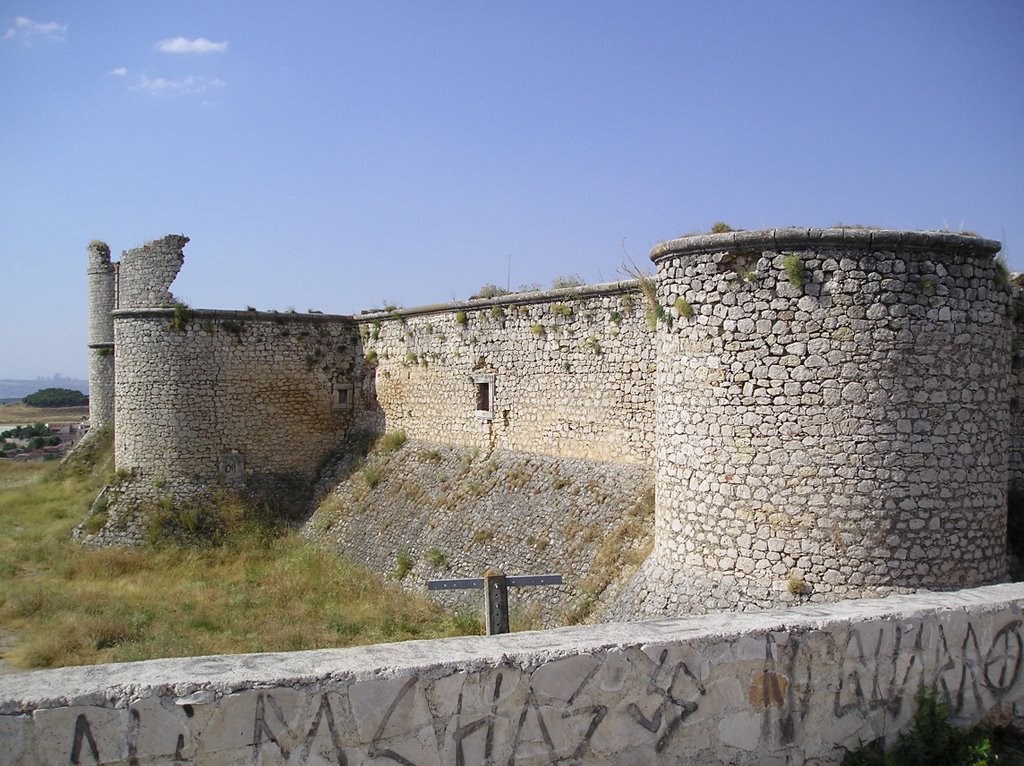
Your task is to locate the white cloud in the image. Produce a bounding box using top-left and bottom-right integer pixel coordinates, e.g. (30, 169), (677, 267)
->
(109, 67), (127, 77)
(131, 74), (226, 95)
(4, 16), (68, 45)
(156, 37), (227, 54)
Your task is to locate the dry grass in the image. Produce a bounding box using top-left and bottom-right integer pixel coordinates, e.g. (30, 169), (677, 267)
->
(0, 402), (89, 424)
(0, 436), (482, 670)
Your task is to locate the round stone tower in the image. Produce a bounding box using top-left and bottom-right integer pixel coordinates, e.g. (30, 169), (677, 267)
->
(86, 240), (116, 429)
(631, 228), (1009, 617)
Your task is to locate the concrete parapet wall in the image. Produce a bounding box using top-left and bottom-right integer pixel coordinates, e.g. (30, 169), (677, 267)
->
(4, 583), (1024, 764)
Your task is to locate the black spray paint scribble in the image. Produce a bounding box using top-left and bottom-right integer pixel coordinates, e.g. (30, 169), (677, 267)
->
(59, 617), (1024, 764)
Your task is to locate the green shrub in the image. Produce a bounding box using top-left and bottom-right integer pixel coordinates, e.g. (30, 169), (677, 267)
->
(393, 550), (413, 579)
(674, 298), (693, 318)
(551, 274), (584, 289)
(475, 284), (509, 299)
(551, 303), (572, 317)
(996, 256), (1011, 289)
(455, 311), (467, 325)
(426, 548), (447, 569)
(169, 303), (193, 333)
(842, 686), (1002, 765)
(363, 465), (383, 489)
(380, 430), (407, 453)
(710, 221), (733, 233)
(782, 254), (804, 289)
(531, 323), (545, 336)
(364, 350), (378, 366)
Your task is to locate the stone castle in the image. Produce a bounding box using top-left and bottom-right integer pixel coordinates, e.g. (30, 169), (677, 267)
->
(83, 227), (1017, 619)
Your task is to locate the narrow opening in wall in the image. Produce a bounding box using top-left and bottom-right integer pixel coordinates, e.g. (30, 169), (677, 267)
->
(333, 383), (354, 409)
(473, 374), (494, 421)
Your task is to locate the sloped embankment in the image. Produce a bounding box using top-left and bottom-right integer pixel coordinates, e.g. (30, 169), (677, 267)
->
(303, 439), (653, 627)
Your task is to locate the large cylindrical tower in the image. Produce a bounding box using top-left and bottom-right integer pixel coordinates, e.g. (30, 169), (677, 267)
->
(630, 228), (1009, 617)
(86, 240), (116, 429)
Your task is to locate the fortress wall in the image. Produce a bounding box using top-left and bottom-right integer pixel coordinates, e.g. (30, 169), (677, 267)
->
(356, 282), (655, 466)
(617, 229), (1010, 620)
(115, 235), (189, 310)
(4, 583), (1024, 765)
(111, 309), (360, 509)
(1009, 286), (1024, 491)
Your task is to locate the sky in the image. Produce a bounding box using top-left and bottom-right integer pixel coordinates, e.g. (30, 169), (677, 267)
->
(1, 1), (1022, 380)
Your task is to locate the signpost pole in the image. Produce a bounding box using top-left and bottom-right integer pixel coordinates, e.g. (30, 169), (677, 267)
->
(483, 570), (509, 635)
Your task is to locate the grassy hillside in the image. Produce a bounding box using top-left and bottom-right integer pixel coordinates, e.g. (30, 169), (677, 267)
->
(0, 401), (89, 424)
(0, 433), (481, 670)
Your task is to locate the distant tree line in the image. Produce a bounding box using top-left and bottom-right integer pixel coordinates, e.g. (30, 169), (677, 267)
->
(22, 388), (88, 408)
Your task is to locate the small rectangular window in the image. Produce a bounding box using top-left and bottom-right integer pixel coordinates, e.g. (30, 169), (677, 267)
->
(333, 383), (354, 409)
(473, 374), (494, 420)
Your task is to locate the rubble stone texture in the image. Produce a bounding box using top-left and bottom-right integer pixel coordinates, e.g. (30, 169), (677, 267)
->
(612, 228), (1011, 618)
(85, 240), (115, 429)
(84, 228), (1015, 618)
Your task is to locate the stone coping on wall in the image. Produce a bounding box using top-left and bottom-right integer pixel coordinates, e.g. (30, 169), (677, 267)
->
(650, 227), (1003, 262)
(110, 307), (354, 323)
(3, 582), (1022, 715)
(109, 281), (643, 325)
(356, 279), (641, 322)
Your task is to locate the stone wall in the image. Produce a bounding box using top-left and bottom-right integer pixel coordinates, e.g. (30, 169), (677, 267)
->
(4, 583), (1024, 765)
(305, 438), (654, 626)
(1009, 285), (1024, 491)
(83, 229), (1017, 620)
(355, 281), (655, 466)
(612, 228), (1010, 620)
(97, 308), (361, 539)
(86, 240), (115, 429)
(115, 235), (188, 310)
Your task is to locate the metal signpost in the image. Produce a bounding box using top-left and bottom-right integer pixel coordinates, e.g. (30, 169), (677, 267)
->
(427, 570), (562, 635)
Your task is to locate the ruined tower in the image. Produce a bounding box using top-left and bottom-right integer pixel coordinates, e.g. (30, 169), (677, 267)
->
(86, 240), (116, 430)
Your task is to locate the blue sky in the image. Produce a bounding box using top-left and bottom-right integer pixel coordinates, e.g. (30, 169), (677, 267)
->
(1, 1), (1021, 380)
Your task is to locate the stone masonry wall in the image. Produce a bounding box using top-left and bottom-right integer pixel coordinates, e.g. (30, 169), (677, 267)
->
(115, 235), (188, 310)
(613, 228), (1010, 620)
(103, 309), (360, 534)
(305, 438), (654, 627)
(4, 583), (1024, 765)
(356, 281), (655, 466)
(1009, 284), (1024, 491)
(86, 240), (116, 429)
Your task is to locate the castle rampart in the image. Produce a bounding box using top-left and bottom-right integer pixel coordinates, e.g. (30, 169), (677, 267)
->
(611, 227), (1010, 618)
(84, 228), (1016, 618)
(355, 280), (655, 465)
(110, 307), (360, 521)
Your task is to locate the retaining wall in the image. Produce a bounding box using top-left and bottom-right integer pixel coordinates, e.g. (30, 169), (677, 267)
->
(4, 584), (1024, 765)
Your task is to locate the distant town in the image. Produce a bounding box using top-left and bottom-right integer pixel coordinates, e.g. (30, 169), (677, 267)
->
(0, 377), (90, 461)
